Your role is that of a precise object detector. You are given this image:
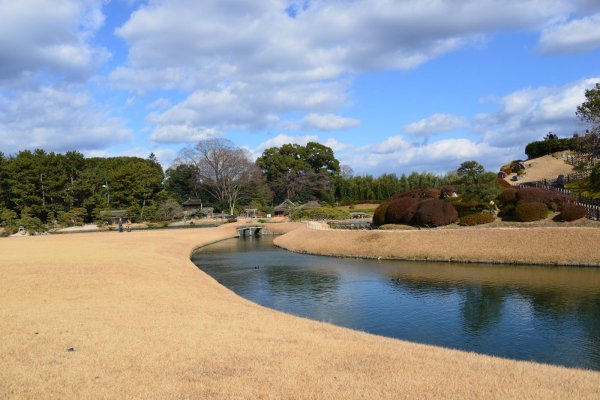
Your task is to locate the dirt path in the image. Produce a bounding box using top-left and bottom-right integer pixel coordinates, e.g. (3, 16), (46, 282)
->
(1, 224), (598, 399)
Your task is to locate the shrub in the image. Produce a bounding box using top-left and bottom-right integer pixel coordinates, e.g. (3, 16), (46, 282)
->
(458, 212), (495, 226)
(515, 202), (548, 222)
(517, 187), (569, 211)
(411, 199), (458, 227)
(495, 178), (512, 188)
(555, 204), (587, 221)
(372, 202), (390, 227)
(591, 163), (600, 191)
(289, 206), (350, 221)
(449, 197), (494, 217)
(18, 215), (47, 234)
(524, 137), (580, 159)
(498, 204), (516, 220)
(498, 188), (518, 204)
(391, 188), (440, 200)
(384, 197), (419, 224)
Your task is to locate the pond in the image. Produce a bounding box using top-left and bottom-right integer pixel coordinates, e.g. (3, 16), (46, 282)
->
(191, 236), (600, 370)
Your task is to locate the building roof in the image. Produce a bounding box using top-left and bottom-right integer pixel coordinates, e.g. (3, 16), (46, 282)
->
(99, 210), (129, 217)
(182, 199), (203, 206)
(274, 199), (296, 210)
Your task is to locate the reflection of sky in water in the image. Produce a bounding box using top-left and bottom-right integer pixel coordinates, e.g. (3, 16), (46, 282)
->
(192, 237), (600, 370)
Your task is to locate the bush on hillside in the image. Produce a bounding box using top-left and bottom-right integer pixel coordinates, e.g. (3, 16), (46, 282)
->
(591, 163), (600, 191)
(515, 202), (548, 222)
(495, 178), (512, 188)
(516, 187), (570, 211)
(384, 197), (419, 224)
(555, 204), (587, 222)
(411, 199), (458, 227)
(458, 212), (496, 226)
(372, 202), (390, 227)
(498, 188), (518, 204)
(525, 137), (580, 158)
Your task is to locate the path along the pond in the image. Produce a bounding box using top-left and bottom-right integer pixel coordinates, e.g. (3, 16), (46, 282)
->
(1, 222), (599, 399)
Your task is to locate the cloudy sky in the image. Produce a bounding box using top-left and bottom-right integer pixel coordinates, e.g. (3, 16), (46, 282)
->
(1, 0), (599, 175)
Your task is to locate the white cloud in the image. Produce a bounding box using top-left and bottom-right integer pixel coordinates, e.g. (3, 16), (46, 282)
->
(539, 13), (600, 54)
(256, 134), (319, 153)
(110, 0), (596, 137)
(301, 113), (360, 131)
(150, 125), (220, 144)
(0, 86), (132, 153)
(344, 137), (518, 175)
(0, 0), (107, 84)
(474, 78), (599, 147)
(404, 113), (468, 136)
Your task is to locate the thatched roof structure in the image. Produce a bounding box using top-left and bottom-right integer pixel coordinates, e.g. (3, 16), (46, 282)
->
(274, 199), (296, 215)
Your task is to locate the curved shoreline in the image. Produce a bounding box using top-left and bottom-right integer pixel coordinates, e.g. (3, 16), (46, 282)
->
(0, 224), (598, 399)
(274, 225), (600, 266)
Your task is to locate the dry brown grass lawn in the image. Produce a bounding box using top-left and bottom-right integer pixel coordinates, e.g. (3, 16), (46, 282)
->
(339, 203), (380, 211)
(276, 225), (600, 266)
(1, 223), (599, 399)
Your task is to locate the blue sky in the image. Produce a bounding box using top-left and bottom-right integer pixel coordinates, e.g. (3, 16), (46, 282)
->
(1, 0), (599, 175)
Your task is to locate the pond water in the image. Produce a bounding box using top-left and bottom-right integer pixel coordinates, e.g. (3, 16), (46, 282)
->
(191, 237), (600, 370)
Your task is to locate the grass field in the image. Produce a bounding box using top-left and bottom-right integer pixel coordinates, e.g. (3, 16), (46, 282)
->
(1, 223), (599, 399)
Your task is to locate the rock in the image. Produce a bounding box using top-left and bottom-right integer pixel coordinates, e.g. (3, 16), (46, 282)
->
(65, 347), (75, 352)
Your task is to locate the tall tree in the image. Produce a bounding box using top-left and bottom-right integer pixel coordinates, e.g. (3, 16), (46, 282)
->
(577, 83), (600, 157)
(178, 139), (262, 214)
(257, 142), (340, 203)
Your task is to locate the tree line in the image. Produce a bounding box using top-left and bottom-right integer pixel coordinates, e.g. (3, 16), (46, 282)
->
(0, 141), (456, 232)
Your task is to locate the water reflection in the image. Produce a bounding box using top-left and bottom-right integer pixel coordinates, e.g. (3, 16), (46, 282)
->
(192, 237), (600, 370)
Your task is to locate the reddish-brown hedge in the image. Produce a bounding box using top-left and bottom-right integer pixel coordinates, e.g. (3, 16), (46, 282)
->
(516, 187), (569, 211)
(515, 201), (548, 222)
(385, 197), (419, 225)
(498, 188), (518, 204)
(458, 213), (496, 226)
(372, 202), (390, 227)
(495, 178), (512, 188)
(412, 199), (458, 227)
(391, 189), (440, 200)
(556, 204), (587, 222)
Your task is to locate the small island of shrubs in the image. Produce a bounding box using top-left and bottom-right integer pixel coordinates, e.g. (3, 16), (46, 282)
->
(372, 161), (588, 229)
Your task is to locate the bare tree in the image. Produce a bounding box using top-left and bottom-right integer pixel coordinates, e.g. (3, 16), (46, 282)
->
(178, 138), (261, 215)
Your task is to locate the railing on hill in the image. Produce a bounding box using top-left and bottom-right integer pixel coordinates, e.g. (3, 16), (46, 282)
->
(513, 181), (600, 220)
(566, 153), (600, 168)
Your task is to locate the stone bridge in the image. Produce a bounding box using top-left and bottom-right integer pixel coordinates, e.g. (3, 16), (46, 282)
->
(236, 226), (263, 237)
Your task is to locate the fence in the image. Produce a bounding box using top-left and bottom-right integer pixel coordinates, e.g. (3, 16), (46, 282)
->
(513, 180), (600, 220)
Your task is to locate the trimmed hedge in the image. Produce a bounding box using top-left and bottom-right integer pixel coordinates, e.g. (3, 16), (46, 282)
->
(290, 206), (350, 221)
(384, 197), (419, 224)
(498, 188), (518, 204)
(495, 177), (512, 188)
(516, 187), (570, 211)
(412, 199), (458, 227)
(515, 201), (548, 222)
(372, 202), (390, 227)
(525, 138), (580, 158)
(458, 212), (496, 226)
(391, 188), (440, 200)
(555, 204), (587, 221)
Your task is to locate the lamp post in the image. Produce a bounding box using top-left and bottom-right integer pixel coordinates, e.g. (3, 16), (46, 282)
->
(102, 182), (110, 207)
